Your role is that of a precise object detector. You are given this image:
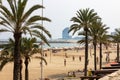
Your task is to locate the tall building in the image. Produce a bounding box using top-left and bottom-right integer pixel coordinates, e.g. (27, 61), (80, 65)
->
(62, 27), (72, 39)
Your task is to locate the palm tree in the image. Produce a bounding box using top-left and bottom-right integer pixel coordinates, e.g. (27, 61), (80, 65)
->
(111, 28), (120, 62)
(69, 8), (99, 76)
(89, 20), (101, 70)
(0, 0), (51, 80)
(0, 38), (14, 71)
(89, 20), (109, 70)
(21, 38), (47, 80)
(99, 34), (109, 69)
(21, 38), (38, 80)
(97, 24), (109, 69)
(0, 38), (23, 80)
(0, 38), (47, 80)
(0, 39), (20, 78)
(77, 20), (109, 70)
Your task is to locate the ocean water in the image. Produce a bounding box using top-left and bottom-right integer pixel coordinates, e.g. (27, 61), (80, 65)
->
(0, 40), (83, 50)
(42, 42), (83, 49)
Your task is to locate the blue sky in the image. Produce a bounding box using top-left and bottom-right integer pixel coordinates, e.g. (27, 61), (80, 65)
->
(0, 0), (120, 39)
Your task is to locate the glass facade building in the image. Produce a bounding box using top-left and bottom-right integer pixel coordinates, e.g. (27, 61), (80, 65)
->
(62, 27), (72, 39)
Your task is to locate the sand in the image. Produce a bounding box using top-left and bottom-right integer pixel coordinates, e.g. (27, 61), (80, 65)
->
(0, 46), (117, 80)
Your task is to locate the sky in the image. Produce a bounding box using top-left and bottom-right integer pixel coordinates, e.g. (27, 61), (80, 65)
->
(43, 0), (120, 39)
(0, 0), (120, 39)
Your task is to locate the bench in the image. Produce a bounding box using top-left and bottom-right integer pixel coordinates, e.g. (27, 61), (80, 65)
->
(80, 76), (101, 80)
(111, 63), (120, 66)
(80, 69), (117, 80)
(92, 69), (117, 76)
(102, 66), (120, 69)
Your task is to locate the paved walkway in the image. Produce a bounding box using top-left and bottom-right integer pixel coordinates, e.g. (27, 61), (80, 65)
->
(99, 69), (120, 80)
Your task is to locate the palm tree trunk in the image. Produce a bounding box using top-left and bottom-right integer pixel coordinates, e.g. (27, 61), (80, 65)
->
(93, 41), (97, 70)
(20, 59), (23, 80)
(13, 33), (21, 80)
(25, 57), (29, 80)
(99, 43), (102, 69)
(117, 43), (119, 62)
(84, 29), (88, 76)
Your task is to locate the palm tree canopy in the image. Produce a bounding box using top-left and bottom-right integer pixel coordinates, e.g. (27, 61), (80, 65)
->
(111, 28), (120, 43)
(69, 8), (100, 76)
(0, 38), (14, 71)
(69, 8), (100, 35)
(0, 0), (51, 44)
(0, 51), (13, 71)
(89, 20), (109, 43)
(77, 20), (110, 47)
(0, 1), (50, 79)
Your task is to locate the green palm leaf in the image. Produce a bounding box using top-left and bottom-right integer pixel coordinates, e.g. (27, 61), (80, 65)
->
(22, 5), (44, 22)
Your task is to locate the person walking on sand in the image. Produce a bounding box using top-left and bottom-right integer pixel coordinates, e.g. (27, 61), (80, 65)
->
(64, 59), (66, 66)
(106, 53), (110, 63)
(79, 56), (81, 61)
(72, 56), (75, 61)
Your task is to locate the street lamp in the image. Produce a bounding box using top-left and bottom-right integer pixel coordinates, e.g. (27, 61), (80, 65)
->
(40, 0), (44, 80)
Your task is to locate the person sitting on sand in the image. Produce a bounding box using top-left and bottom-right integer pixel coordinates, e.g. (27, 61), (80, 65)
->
(87, 68), (92, 76)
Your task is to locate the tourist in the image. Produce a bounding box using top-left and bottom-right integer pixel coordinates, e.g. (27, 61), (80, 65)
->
(72, 56), (75, 61)
(79, 56), (81, 61)
(64, 59), (66, 66)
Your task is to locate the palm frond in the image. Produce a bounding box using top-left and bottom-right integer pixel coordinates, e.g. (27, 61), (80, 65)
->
(35, 56), (47, 65)
(0, 29), (10, 32)
(7, 0), (16, 18)
(22, 5), (44, 22)
(31, 25), (51, 38)
(31, 30), (50, 46)
(17, 0), (27, 20)
(0, 58), (13, 71)
(27, 16), (51, 24)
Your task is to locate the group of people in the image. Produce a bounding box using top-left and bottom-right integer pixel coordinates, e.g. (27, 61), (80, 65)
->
(64, 56), (82, 66)
(72, 56), (81, 61)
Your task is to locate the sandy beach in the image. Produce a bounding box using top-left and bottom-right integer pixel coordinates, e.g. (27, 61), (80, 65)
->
(0, 46), (117, 80)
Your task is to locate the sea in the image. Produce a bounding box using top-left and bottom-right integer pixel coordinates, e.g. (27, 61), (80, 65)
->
(0, 39), (83, 50)
(43, 42), (83, 49)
